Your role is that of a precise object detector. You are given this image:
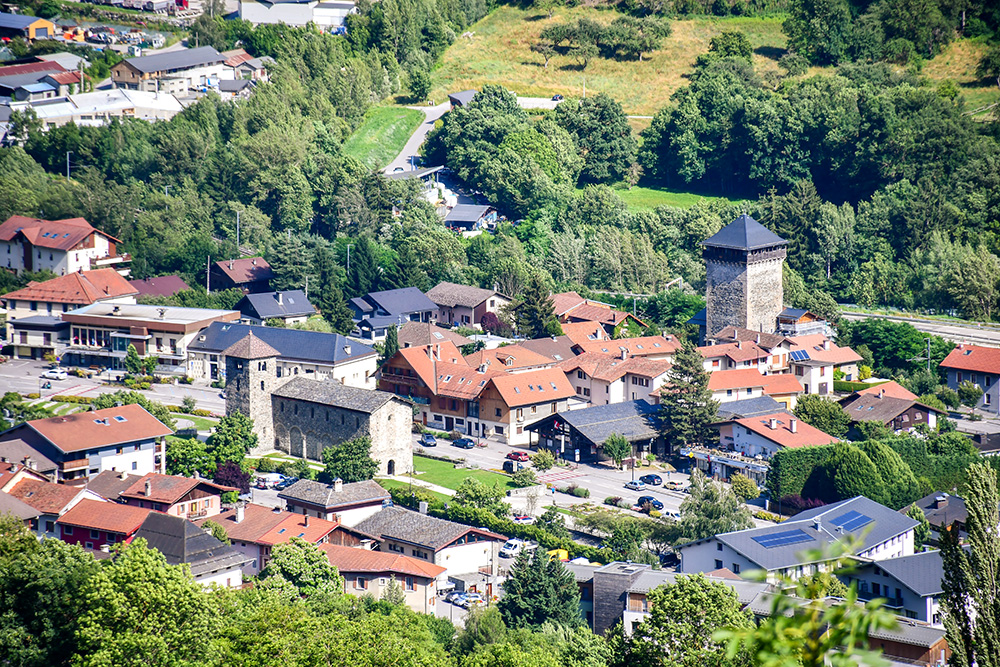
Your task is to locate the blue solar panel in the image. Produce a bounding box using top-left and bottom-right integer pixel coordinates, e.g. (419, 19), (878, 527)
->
(790, 349), (810, 362)
(831, 510), (873, 532)
(752, 529), (813, 549)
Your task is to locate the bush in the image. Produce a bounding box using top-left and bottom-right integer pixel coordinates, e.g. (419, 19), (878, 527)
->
(648, 509), (662, 519)
(834, 379), (886, 393)
(180, 376), (193, 384)
(220, 490), (239, 504)
(254, 458), (276, 473)
(778, 52), (809, 76)
(730, 472), (760, 501)
(754, 510), (783, 523)
(604, 496), (626, 508)
(778, 494), (827, 514)
(191, 409), (212, 417)
(449, 430), (462, 440)
(52, 395), (92, 404)
(530, 449), (555, 471)
(412, 422), (425, 433)
(511, 468), (538, 487)
(561, 483), (589, 498)
(25, 393), (39, 399)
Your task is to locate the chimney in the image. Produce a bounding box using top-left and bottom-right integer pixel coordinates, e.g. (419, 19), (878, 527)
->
(272, 506), (282, 513)
(304, 515), (309, 527)
(435, 344), (441, 361)
(551, 336), (557, 342)
(790, 418), (798, 433)
(813, 519), (822, 531)
(229, 259), (234, 270)
(935, 495), (948, 510)
(737, 340), (742, 349)
(252, 258), (257, 266)
(419, 501), (428, 515)
(23, 456), (35, 470)
(769, 418), (778, 430)
(235, 504), (245, 523)
(0, 457), (7, 463)
(118, 470), (128, 480)
(343, 344), (351, 356)
(277, 292), (283, 305)
(333, 478), (343, 493)
(756, 334), (760, 345)
(879, 389), (885, 399)
(823, 340), (831, 350)
(144, 479), (152, 497)
(621, 348), (628, 360)
(112, 305), (121, 315)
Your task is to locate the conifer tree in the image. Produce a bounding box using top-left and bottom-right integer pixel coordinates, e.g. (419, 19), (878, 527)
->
(515, 275), (563, 339)
(313, 246), (355, 334)
(380, 325), (399, 366)
(658, 343), (718, 447)
(347, 236), (379, 298)
(498, 549), (581, 629)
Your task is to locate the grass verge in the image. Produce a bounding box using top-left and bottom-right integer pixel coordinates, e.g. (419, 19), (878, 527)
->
(412, 454), (516, 490)
(342, 106), (425, 169)
(612, 184), (745, 210)
(378, 478), (453, 503)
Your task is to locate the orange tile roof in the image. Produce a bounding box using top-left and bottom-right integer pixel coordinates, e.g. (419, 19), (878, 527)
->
(28, 404), (173, 453)
(465, 345), (554, 371)
(788, 335), (863, 365)
(120, 473), (235, 505)
(222, 48), (254, 66)
(197, 504), (337, 546)
(320, 543), (445, 579)
(0, 215), (117, 251)
(434, 361), (503, 400)
(213, 257), (273, 284)
(698, 341), (770, 363)
(854, 381), (918, 401)
(488, 368), (576, 407)
(576, 335), (680, 358)
(759, 374), (805, 395)
(558, 353), (671, 383)
(550, 291), (586, 316)
(940, 344), (1000, 374)
(708, 370), (804, 395)
(8, 478), (83, 514)
(57, 498), (150, 534)
(392, 341), (472, 394)
(1, 269), (137, 306)
(258, 512), (338, 546)
(560, 321), (610, 345)
(734, 412), (838, 449)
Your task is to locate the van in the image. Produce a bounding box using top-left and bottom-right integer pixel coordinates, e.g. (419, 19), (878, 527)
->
(499, 538), (537, 559)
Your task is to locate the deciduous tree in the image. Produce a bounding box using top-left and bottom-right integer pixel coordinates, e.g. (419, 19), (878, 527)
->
(793, 394), (850, 438)
(676, 470), (753, 544)
(209, 412), (258, 465)
(602, 434), (632, 469)
(261, 537), (344, 598)
(321, 436), (378, 483)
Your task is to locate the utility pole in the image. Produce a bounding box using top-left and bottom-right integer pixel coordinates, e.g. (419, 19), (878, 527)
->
(164, 185), (171, 196)
(236, 210), (241, 251)
(908, 337), (933, 373)
(346, 243), (354, 277)
(66, 151), (71, 179)
(206, 256), (211, 292)
(304, 275), (308, 298)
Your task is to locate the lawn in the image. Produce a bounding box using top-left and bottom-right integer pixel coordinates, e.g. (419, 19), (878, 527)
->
(430, 6), (788, 116)
(921, 39), (999, 119)
(613, 185), (746, 210)
(411, 455), (516, 491)
(173, 414), (220, 432)
(378, 478), (453, 503)
(341, 106), (425, 169)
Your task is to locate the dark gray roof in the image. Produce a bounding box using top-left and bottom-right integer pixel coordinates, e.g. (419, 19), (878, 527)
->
(563, 561), (598, 583)
(446, 205), (491, 223)
(716, 396), (785, 420)
(237, 290), (315, 320)
(271, 377), (403, 413)
(912, 492), (967, 528)
(870, 550), (944, 597)
(702, 214), (787, 251)
(628, 570), (769, 604)
(384, 165), (443, 181)
(683, 496), (919, 572)
(0, 72), (54, 91)
(134, 511), (250, 577)
(277, 479), (389, 510)
(188, 321), (376, 365)
(688, 307), (707, 327)
(0, 437), (57, 474)
(840, 394), (938, 425)
(123, 46), (224, 74)
(218, 79), (253, 92)
(426, 281), (500, 309)
(355, 506), (504, 551)
(349, 297), (374, 314)
(518, 335), (578, 363)
(448, 90), (477, 106)
(528, 400), (660, 446)
(779, 308), (810, 319)
(8, 316), (69, 330)
(86, 470), (141, 501)
(364, 287), (437, 316)
(0, 490), (41, 521)
(0, 13), (43, 29)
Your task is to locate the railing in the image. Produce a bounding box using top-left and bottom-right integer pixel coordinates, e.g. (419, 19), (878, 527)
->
(187, 509), (209, 520)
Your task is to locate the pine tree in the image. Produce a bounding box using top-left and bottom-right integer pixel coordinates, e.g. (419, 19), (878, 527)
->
(387, 243), (429, 292)
(380, 325), (399, 366)
(658, 344), (718, 447)
(515, 274), (563, 339)
(497, 548), (581, 629)
(347, 236), (379, 298)
(313, 246), (355, 334)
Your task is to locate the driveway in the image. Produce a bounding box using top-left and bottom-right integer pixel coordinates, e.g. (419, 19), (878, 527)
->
(383, 102), (450, 173)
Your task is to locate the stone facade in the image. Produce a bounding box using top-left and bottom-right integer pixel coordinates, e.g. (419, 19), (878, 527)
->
(704, 246), (785, 338)
(225, 353), (281, 456)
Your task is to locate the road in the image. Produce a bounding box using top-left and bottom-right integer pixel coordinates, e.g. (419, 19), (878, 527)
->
(842, 311), (1000, 347)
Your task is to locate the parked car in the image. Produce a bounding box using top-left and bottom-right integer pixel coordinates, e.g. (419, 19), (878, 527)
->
(552, 94), (564, 101)
(444, 590), (466, 604)
(452, 437), (476, 449)
(663, 480), (681, 491)
(499, 538), (538, 559)
(502, 459), (524, 474)
(637, 495), (664, 511)
(419, 433), (438, 447)
(624, 480), (646, 491)
(512, 515), (535, 525)
(457, 592), (484, 609)
(41, 369), (67, 380)
(639, 474), (662, 486)
(506, 451), (530, 462)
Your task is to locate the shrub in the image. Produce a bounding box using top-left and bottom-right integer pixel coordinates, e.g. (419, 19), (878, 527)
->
(182, 395), (197, 413)
(604, 496), (625, 508)
(730, 473), (760, 501)
(449, 430), (462, 440)
(412, 422), (425, 433)
(564, 484), (589, 498)
(180, 376), (193, 384)
(778, 494), (827, 514)
(511, 468), (538, 487)
(220, 490), (239, 504)
(25, 393), (39, 399)
(530, 449), (556, 471)
(754, 510), (783, 523)
(648, 510), (662, 519)
(52, 395), (92, 404)
(191, 409), (212, 417)
(254, 458), (276, 473)
(778, 52), (809, 76)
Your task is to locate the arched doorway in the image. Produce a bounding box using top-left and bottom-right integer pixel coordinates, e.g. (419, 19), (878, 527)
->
(289, 427), (304, 458)
(387, 460), (395, 476)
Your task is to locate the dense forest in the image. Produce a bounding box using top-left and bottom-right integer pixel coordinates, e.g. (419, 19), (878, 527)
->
(1, 0), (1000, 327)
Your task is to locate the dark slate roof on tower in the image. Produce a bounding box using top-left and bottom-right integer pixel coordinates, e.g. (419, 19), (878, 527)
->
(702, 214), (787, 251)
(222, 330), (280, 360)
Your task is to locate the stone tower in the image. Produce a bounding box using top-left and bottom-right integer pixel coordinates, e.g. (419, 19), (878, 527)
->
(703, 214), (787, 338)
(223, 331), (282, 456)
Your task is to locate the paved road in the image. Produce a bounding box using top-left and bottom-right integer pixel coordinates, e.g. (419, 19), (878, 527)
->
(842, 311), (1000, 347)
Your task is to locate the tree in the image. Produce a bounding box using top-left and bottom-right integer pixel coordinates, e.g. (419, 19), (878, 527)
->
(945, 245), (1000, 320)
(380, 325), (399, 366)
(202, 519), (230, 545)
(676, 469), (753, 544)
(793, 394), (850, 438)
(708, 31), (753, 61)
(555, 93), (637, 183)
(512, 468), (539, 487)
(809, 443), (889, 506)
(408, 68), (432, 102)
(658, 344), (718, 448)
(320, 436), (378, 483)
(261, 537), (344, 598)
(74, 539), (215, 666)
(453, 478), (511, 517)
(312, 245), (355, 334)
(91, 391), (176, 430)
(531, 449), (556, 471)
(497, 548), (581, 629)
(612, 574), (754, 667)
(979, 45), (1000, 90)
(958, 380), (983, 408)
(515, 274), (562, 339)
(123, 343), (144, 376)
(729, 473), (759, 502)
(208, 412), (258, 465)
(381, 575), (406, 605)
(857, 440), (921, 509)
(537, 506), (570, 540)
(602, 434), (632, 470)
(782, 0), (853, 65)
(531, 41), (557, 69)
(165, 438), (214, 477)
(905, 504), (931, 551)
(214, 460), (251, 494)
(939, 462), (1000, 667)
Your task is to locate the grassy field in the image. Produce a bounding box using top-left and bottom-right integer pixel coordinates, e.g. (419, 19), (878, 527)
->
(613, 185), (745, 210)
(922, 39), (999, 118)
(412, 455), (515, 491)
(342, 106), (425, 169)
(378, 478), (453, 503)
(431, 6), (787, 116)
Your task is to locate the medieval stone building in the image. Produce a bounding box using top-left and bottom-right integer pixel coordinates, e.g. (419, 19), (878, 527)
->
(224, 332), (412, 476)
(703, 214), (787, 338)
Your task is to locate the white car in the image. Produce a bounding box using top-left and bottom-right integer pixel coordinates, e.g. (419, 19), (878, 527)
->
(512, 515), (535, 525)
(499, 538), (538, 559)
(41, 369), (68, 380)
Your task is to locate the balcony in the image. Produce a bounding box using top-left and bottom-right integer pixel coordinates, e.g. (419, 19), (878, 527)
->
(187, 509), (209, 520)
(60, 457), (89, 471)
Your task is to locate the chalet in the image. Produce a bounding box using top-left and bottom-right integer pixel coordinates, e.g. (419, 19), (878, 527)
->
(0, 404), (172, 484)
(787, 334), (863, 393)
(111, 46), (225, 94)
(426, 281), (510, 328)
(118, 472), (236, 520)
(210, 257), (275, 293)
(0, 215), (128, 276)
(236, 290), (316, 325)
(527, 399), (664, 462)
(321, 543), (446, 614)
(777, 307), (833, 338)
(278, 478), (390, 527)
(56, 498), (150, 550)
(839, 392), (943, 433)
(482, 368), (578, 446)
(940, 343), (1000, 411)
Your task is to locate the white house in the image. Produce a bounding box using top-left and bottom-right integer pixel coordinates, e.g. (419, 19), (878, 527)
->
(939, 343), (1000, 412)
(847, 550), (944, 626)
(558, 353), (672, 406)
(238, 0), (356, 29)
(278, 478), (390, 527)
(788, 334), (863, 394)
(7, 477), (106, 539)
(0, 215), (128, 276)
(698, 340), (773, 373)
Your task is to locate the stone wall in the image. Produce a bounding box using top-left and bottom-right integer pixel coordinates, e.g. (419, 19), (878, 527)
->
(226, 354), (284, 456)
(705, 259), (748, 338)
(745, 255), (784, 334)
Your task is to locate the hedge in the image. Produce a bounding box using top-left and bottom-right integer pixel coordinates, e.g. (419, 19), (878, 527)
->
(834, 380), (887, 393)
(766, 445), (835, 499)
(52, 395), (93, 404)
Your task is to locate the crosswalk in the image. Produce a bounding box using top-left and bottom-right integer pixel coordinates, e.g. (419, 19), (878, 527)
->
(536, 469), (584, 485)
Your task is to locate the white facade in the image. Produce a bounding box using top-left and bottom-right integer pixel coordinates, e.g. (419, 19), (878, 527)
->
(87, 439), (162, 479)
(29, 489), (106, 540)
(380, 534), (501, 579)
(8, 89), (183, 134)
(848, 564), (940, 626)
(187, 349), (376, 389)
(282, 501), (384, 528)
(1, 233), (114, 276)
(238, 0), (356, 28)
(193, 564), (245, 589)
(567, 372), (621, 406)
(792, 362), (836, 396)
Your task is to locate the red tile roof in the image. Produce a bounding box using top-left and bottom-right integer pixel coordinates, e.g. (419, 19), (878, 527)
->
(28, 404), (173, 453)
(8, 478), (83, 514)
(710, 326), (789, 350)
(0, 61), (65, 78)
(120, 473), (234, 505)
(390, 341), (487, 399)
(213, 257), (274, 285)
(698, 341), (770, 363)
(854, 381), (918, 401)
(787, 335), (863, 365)
(196, 504), (338, 545)
(558, 352), (671, 383)
(576, 335), (680, 358)
(0, 215), (117, 251)
(551, 291), (586, 316)
(2, 269), (137, 306)
(465, 345), (554, 371)
(708, 370), (803, 396)
(940, 344), (1000, 374)
(759, 374), (806, 396)
(0, 460), (45, 491)
(488, 367), (576, 407)
(734, 412), (838, 449)
(257, 512), (338, 546)
(57, 498), (150, 534)
(128, 275), (190, 298)
(320, 543), (445, 579)
(560, 321), (610, 345)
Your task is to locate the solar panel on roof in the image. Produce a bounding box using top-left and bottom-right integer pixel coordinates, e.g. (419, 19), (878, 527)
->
(790, 350), (810, 362)
(831, 510), (873, 532)
(752, 529), (813, 549)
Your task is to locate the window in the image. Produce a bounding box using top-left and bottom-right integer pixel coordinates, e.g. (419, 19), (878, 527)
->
(90, 530), (100, 539)
(495, 408), (502, 417)
(45, 521), (54, 533)
(530, 406), (536, 414)
(577, 370), (586, 379)
(355, 577), (368, 590)
(85, 542), (93, 549)
(64, 526), (73, 535)
(411, 549), (429, 559)
(405, 576), (415, 591)
(516, 408), (523, 419)
(727, 389), (733, 397)
(717, 542), (723, 551)
(732, 563), (740, 574)
(715, 559), (723, 569)
(712, 360), (720, 368)
(131, 462), (138, 471)
(496, 426), (504, 435)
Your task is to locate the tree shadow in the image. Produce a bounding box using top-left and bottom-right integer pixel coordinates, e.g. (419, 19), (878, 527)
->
(754, 45), (787, 61)
(558, 62), (586, 71)
(520, 61), (547, 68)
(524, 13), (548, 22)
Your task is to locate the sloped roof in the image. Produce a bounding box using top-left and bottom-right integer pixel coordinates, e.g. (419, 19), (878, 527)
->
(698, 341), (770, 363)
(8, 478), (84, 514)
(397, 321), (472, 348)
(221, 331), (281, 360)
(46, 71), (82, 85)
(278, 479), (389, 510)
(320, 543), (446, 578)
(213, 257), (274, 285)
(189, 322), (375, 365)
(0, 491), (41, 521)
(363, 287), (437, 317)
(426, 281), (502, 309)
(853, 380), (918, 401)
(221, 48), (254, 66)
(448, 89), (477, 106)
(86, 470), (142, 501)
(839, 394), (941, 425)
(122, 45), (224, 74)
(0, 60), (65, 78)
(940, 343), (1000, 374)
(128, 275), (190, 298)
(913, 492), (967, 528)
(716, 396), (784, 420)
(575, 335), (680, 358)
(445, 204), (491, 225)
(559, 322), (610, 345)
(0, 215), (109, 251)
(518, 335), (578, 362)
(787, 335), (863, 365)
(27, 404), (173, 454)
(354, 506), (504, 550)
(708, 370), (803, 396)
(272, 377), (401, 412)
(465, 345), (554, 371)
(237, 290), (315, 320)
(488, 367), (576, 407)
(57, 498), (150, 534)
(702, 214), (786, 251)
(120, 473), (234, 505)
(558, 353), (670, 384)
(0, 13), (48, 29)
(550, 292), (586, 316)
(134, 512), (250, 576)
(711, 326), (789, 350)
(528, 399), (660, 446)
(2, 269), (137, 306)
(257, 512), (339, 546)
(872, 549), (944, 597)
(733, 412), (838, 449)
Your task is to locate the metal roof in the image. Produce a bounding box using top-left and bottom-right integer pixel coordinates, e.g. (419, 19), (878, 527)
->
(122, 46), (224, 74)
(702, 214), (787, 251)
(237, 290), (315, 320)
(716, 396), (784, 420)
(360, 287), (437, 317)
(446, 204), (491, 223)
(189, 321), (376, 365)
(448, 90), (477, 106)
(0, 13), (46, 29)
(527, 399), (661, 446)
(867, 549), (944, 597)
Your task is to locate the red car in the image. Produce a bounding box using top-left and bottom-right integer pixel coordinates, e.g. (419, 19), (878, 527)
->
(506, 451), (530, 462)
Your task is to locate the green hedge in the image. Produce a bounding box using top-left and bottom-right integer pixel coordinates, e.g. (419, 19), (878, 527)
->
(766, 445), (835, 499)
(834, 380), (887, 393)
(52, 395), (93, 404)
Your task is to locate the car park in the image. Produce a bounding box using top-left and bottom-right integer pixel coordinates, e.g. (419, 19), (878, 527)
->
(452, 437), (476, 449)
(419, 433), (438, 447)
(636, 495), (664, 511)
(41, 369), (67, 380)
(639, 474), (662, 486)
(624, 480), (645, 491)
(506, 451), (530, 462)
